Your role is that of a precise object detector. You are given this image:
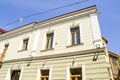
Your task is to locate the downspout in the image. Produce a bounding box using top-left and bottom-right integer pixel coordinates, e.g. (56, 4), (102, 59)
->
(102, 37), (114, 80)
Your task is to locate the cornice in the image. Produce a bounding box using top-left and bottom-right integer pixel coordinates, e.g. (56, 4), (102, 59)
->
(3, 48), (105, 63)
(35, 5), (97, 29)
(0, 6), (97, 40)
(0, 23), (36, 41)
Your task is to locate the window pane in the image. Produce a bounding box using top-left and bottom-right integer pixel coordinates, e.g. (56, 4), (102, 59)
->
(5, 44), (9, 49)
(41, 70), (49, 76)
(46, 77), (49, 80)
(70, 68), (82, 80)
(50, 38), (53, 48)
(71, 77), (75, 80)
(11, 70), (21, 80)
(46, 33), (54, 49)
(71, 27), (80, 45)
(72, 33), (75, 45)
(46, 39), (49, 49)
(41, 69), (49, 80)
(41, 77), (44, 80)
(78, 77), (82, 80)
(71, 28), (79, 33)
(23, 38), (29, 50)
(70, 68), (82, 75)
(77, 33), (80, 44)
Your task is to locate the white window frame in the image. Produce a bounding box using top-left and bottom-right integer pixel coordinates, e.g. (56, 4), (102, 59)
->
(66, 64), (85, 80)
(36, 66), (52, 80)
(19, 37), (29, 51)
(0, 43), (9, 55)
(41, 29), (55, 50)
(67, 24), (82, 46)
(6, 67), (24, 80)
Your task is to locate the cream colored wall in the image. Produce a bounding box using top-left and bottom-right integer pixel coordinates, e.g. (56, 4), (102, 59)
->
(0, 15), (102, 60)
(35, 16), (95, 56)
(0, 31), (34, 61)
(0, 52), (110, 80)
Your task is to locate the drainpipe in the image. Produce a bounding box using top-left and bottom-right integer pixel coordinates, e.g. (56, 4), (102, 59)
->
(102, 37), (114, 80)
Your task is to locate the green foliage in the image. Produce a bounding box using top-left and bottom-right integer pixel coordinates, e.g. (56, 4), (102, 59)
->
(118, 57), (120, 62)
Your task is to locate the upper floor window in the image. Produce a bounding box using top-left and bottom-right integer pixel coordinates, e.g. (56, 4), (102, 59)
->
(70, 27), (80, 45)
(70, 67), (82, 80)
(1, 44), (9, 57)
(22, 38), (29, 50)
(40, 69), (49, 80)
(11, 70), (21, 80)
(46, 33), (54, 49)
(0, 44), (9, 62)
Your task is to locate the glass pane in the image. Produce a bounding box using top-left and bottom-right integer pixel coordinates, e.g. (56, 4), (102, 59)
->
(71, 28), (79, 33)
(23, 39), (29, 50)
(71, 77), (75, 80)
(47, 33), (54, 38)
(72, 33), (75, 45)
(50, 38), (53, 48)
(71, 27), (80, 45)
(11, 70), (21, 80)
(5, 44), (9, 49)
(46, 77), (49, 80)
(41, 77), (44, 80)
(23, 39), (29, 43)
(41, 70), (49, 76)
(70, 68), (82, 75)
(46, 33), (54, 49)
(77, 33), (80, 44)
(78, 77), (82, 80)
(46, 39), (49, 49)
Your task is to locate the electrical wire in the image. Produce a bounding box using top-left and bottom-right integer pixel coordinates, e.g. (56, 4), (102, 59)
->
(0, 0), (90, 29)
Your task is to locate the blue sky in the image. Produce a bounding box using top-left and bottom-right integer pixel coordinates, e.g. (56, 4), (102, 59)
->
(0, 0), (120, 54)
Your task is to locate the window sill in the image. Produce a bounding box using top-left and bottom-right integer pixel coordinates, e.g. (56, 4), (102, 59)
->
(18, 49), (28, 52)
(66, 43), (84, 48)
(41, 48), (54, 52)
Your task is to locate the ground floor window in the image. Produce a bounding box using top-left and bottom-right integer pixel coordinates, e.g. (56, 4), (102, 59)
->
(40, 69), (49, 80)
(11, 70), (21, 80)
(70, 67), (82, 80)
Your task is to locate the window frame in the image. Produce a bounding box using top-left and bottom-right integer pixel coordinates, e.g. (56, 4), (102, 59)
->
(70, 27), (80, 45)
(40, 69), (49, 80)
(11, 70), (21, 80)
(45, 32), (54, 50)
(70, 67), (82, 80)
(36, 66), (52, 80)
(22, 38), (29, 50)
(66, 64), (85, 80)
(1, 44), (9, 57)
(0, 43), (9, 61)
(6, 67), (23, 80)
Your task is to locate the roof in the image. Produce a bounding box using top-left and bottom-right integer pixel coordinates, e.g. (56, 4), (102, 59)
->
(0, 29), (6, 35)
(102, 36), (108, 44)
(109, 51), (119, 58)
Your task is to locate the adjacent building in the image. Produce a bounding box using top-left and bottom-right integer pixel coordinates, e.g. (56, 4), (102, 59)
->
(0, 29), (6, 35)
(0, 6), (119, 80)
(109, 52), (120, 80)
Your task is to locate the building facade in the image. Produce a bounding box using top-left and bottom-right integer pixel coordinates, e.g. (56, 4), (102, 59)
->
(0, 6), (119, 80)
(109, 52), (120, 80)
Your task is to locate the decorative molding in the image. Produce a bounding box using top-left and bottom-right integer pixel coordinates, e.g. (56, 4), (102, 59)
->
(3, 48), (105, 63)
(0, 6), (97, 41)
(0, 23), (36, 41)
(35, 7), (97, 29)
